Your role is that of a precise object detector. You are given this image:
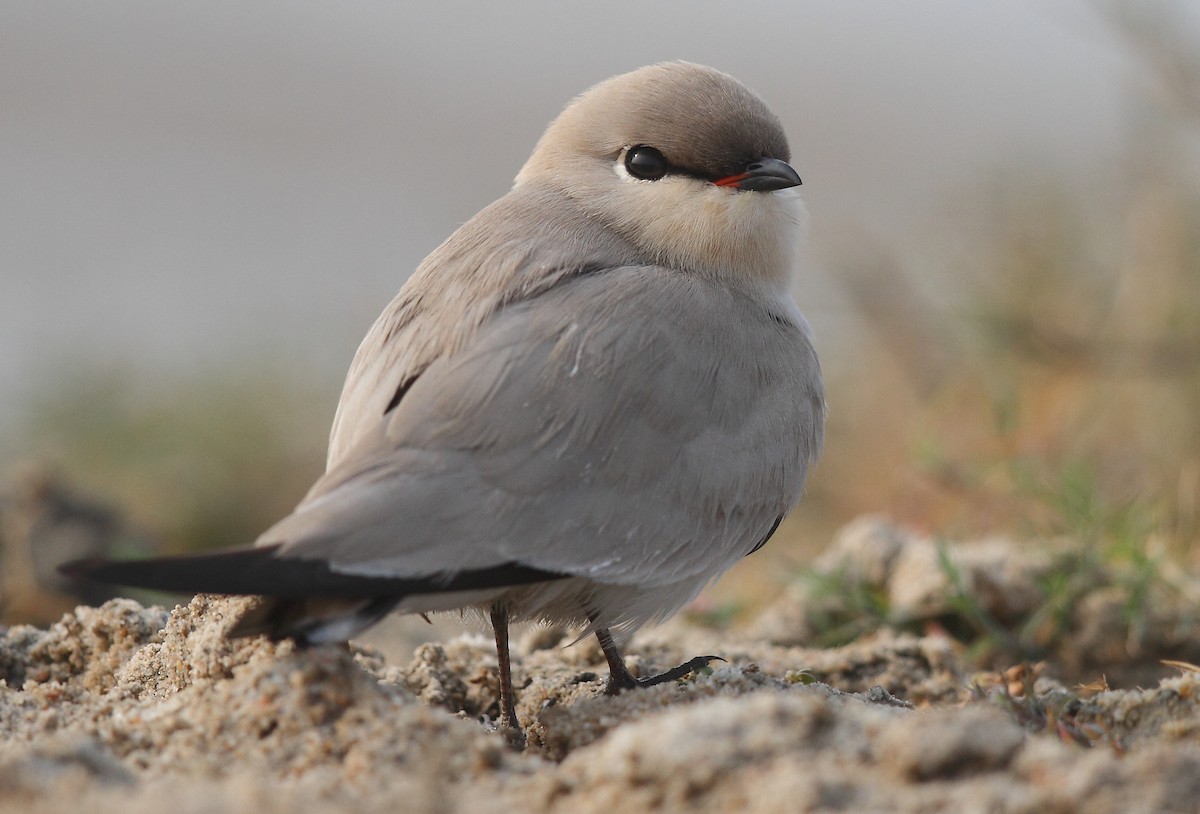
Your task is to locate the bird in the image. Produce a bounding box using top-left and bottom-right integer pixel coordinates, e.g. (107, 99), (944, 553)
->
(63, 61), (825, 744)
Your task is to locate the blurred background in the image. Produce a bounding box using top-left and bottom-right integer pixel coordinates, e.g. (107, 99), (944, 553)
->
(2, 0), (1199, 626)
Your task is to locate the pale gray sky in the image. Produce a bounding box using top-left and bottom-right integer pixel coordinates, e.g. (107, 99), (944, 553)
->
(0, 0), (1183, 433)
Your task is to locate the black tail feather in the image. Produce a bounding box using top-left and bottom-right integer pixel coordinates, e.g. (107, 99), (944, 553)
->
(59, 545), (566, 600)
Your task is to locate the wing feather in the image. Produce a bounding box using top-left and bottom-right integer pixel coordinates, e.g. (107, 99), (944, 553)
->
(269, 265), (823, 589)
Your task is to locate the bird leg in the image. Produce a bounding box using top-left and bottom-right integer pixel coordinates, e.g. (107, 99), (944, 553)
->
(489, 604), (525, 748)
(595, 627), (723, 696)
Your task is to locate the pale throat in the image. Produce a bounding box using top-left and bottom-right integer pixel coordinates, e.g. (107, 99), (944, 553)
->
(636, 187), (805, 292)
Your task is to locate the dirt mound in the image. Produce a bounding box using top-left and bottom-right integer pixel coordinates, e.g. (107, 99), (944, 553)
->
(4, 522), (1200, 813)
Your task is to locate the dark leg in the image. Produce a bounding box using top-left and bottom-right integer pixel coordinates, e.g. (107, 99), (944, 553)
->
(489, 604), (525, 748)
(597, 627), (640, 694)
(595, 627), (724, 696)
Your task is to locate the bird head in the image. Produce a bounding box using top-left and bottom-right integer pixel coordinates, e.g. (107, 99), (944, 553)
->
(515, 61), (805, 290)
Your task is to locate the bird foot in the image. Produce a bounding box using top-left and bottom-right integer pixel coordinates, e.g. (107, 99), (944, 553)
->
(496, 719), (526, 750)
(603, 654), (724, 696)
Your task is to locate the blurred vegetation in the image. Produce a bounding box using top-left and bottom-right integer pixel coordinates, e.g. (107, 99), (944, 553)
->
(1, 364), (332, 558)
(811, 1), (1200, 567)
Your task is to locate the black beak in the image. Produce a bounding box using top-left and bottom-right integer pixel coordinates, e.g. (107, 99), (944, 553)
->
(714, 157), (802, 192)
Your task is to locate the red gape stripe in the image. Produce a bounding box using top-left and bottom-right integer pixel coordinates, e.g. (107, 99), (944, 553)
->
(713, 172), (750, 187)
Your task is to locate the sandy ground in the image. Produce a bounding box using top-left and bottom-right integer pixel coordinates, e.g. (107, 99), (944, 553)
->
(4, 520), (1200, 813)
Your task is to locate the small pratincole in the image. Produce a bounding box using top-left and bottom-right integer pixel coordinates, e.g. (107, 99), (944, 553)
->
(64, 61), (825, 743)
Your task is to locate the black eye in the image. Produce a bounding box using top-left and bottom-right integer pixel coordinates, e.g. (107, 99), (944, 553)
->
(624, 146), (668, 181)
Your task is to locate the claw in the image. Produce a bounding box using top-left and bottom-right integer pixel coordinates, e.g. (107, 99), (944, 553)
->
(604, 654), (725, 695)
(637, 655), (725, 687)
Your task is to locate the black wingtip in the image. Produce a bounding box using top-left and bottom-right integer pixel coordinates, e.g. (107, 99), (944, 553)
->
(59, 546), (567, 600)
(58, 545), (287, 595)
(58, 557), (106, 579)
